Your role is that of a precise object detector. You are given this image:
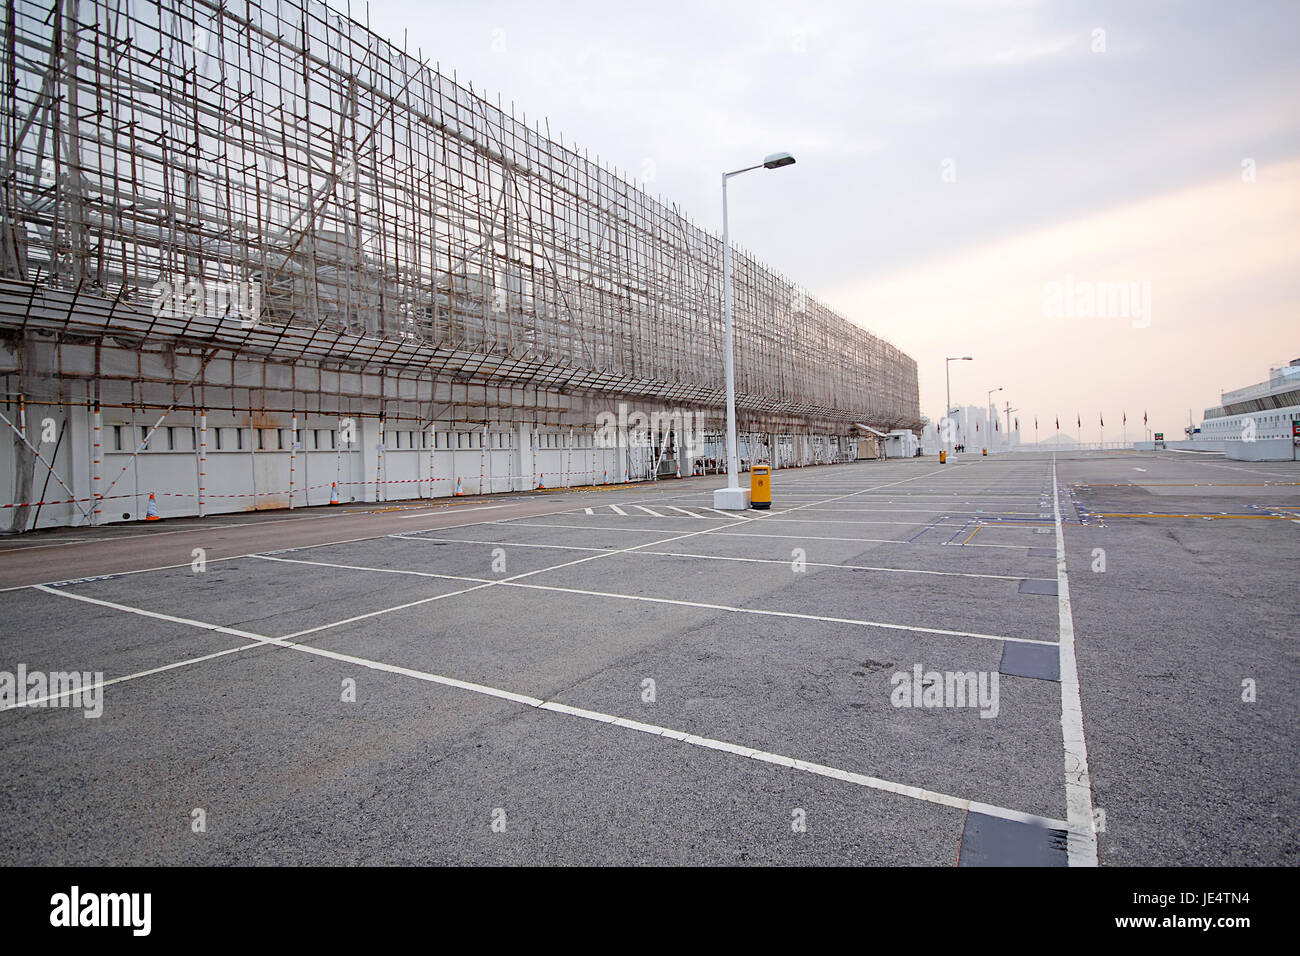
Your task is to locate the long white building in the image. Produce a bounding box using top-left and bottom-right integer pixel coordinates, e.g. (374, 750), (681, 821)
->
(1198, 360), (1300, 443)
(0, 0), (921, 532)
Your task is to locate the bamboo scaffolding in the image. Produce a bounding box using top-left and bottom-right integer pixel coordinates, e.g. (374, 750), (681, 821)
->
(0, 0), (919, 431)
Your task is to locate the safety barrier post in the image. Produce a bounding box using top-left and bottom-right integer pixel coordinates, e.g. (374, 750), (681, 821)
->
(376, 416), (385, 501)
(92, 404), (103, 525)
(566, 426), (573, 487)
(197, 409), (206, 517)
(434, 426), (444, 502)
(289, 411), (297, 509)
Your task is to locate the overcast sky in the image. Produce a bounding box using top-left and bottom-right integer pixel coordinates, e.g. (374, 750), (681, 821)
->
(366, 0), (1299, 440)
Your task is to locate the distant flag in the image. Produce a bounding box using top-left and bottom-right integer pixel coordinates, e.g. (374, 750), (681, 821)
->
(1100, 413), (1104, 427)
(1055, 416), (1059, 430)
(995, 419), (999, 432)
(1077, 414), (1081, 428)
(976, 422), (979, 433)
(1015, 417), (1019, 431)
(1144, 410), (1148, 425)
(1123, 411), (1127, 426)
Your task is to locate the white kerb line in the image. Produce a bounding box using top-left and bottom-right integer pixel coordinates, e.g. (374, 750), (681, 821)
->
(1052, 454), (1099, 865)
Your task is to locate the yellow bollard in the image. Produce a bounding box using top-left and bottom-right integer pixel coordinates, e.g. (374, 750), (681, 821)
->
(939, 450), (946, 464)
(982, 448), (987, 456)
(750, 465), (771, 510)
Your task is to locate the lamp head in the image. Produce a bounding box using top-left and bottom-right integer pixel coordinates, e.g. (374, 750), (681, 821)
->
(763, 152), (796, 170)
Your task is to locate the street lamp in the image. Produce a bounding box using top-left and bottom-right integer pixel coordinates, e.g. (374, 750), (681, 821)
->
(986, 387), (1002, 453)
(945, 356), (972, 457)
(714, 152), (797, 510)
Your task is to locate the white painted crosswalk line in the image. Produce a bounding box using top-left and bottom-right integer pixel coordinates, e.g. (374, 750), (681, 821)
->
(666, 506), (703, 518)
(609, 504), (628, 515)
(635, 505), (664, 517)
(702, 507), (749, 519)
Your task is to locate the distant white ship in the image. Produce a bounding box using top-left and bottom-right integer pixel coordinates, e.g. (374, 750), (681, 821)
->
(1198, 359), (1300, 441)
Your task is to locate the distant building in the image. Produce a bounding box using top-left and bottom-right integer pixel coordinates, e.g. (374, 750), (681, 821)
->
(1198, 359), (1300, 443)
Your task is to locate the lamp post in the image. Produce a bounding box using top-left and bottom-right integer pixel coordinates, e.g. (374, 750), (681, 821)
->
(1004, 403), (1017, 452)
(714, 152), (797, 510)
(986, 387), (1002, 453)
(945, 356), (972, 457)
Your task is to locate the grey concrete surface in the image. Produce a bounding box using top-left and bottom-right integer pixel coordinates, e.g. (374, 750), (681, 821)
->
(1, 452), (1295, 865)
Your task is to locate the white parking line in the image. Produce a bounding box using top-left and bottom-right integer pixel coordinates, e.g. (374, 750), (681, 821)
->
(396, 504), (510, 519)
(1052, 455), (1099, 867)
(609, 505), (628, 516)
(499, 520), (906, 545)
(253, 552), (489, 584)
(634, 505), (664, 517)
(0, 638), (259, 711)
(701, 507), (750, 519)
(666, 506), (704, 518)
(502, 580), (1055, 646)
(240, 551), (1054, 647)
(16, 504), (583, 592)
(393, 533), (1026, 580)
(23, 583), (1072, 835)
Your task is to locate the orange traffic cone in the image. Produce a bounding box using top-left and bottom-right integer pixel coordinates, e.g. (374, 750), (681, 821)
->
(455, 476), (463, 496)
(145, 493), (160, 521)
(623, 468), (629, 483)
(675, 458), (681, 479)
(603, 470), (608, 484)
(329, 482), (340, 505)
(538, 473), (545, 489)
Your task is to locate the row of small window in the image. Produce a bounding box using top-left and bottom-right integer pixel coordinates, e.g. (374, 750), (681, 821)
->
(1204, 414), (1297, 432)
(111, 425), (342, 453)
(533, 432), (598, 449)
(108, 426), (593, 453)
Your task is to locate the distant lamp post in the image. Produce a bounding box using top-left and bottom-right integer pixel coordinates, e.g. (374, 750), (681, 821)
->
(714, 152), (797, 510)
(945, 356), (972, 455)
(987, 387), (1002, 451)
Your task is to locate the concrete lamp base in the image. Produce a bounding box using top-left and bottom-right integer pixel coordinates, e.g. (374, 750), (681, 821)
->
(713, 486), (751, 510)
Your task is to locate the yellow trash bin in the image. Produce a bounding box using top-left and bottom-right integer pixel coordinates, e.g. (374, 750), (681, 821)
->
(982, 448), (987, 456)
(750, 465), (771, 510)
(939, 450), (947, 464)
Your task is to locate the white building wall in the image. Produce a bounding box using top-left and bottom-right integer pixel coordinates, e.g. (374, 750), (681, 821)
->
(2, 343), (886, 531)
